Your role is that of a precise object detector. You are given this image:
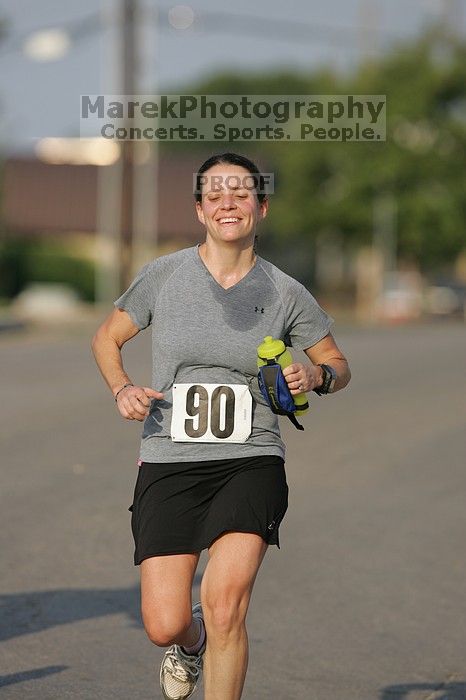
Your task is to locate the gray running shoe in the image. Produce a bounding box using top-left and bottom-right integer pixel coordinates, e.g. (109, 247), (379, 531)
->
(159, 602), (205, 700)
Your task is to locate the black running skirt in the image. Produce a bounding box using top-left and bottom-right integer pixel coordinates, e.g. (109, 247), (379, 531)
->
(129, 455), (288, 565)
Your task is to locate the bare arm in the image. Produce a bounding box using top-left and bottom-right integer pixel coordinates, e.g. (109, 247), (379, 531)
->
(91, 307), (164, 421)
(283, 332), (351, 395)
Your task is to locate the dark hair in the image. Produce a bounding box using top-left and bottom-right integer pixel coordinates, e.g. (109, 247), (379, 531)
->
(194, 152), (267, 204)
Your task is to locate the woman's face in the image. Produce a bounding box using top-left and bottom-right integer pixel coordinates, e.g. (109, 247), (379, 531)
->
(195, 164), (268, 246)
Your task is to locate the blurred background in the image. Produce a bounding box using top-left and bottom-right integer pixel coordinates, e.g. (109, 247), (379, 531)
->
(0, 0), (465, 327)
(1, 3), (465, 700)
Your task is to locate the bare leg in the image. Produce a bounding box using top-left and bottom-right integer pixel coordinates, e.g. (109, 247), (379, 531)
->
(140, 552), (201, 648)
(201, 532), (268, 700)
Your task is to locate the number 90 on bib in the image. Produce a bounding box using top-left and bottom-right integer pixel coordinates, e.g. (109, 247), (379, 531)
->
(171, 383), (252, 443)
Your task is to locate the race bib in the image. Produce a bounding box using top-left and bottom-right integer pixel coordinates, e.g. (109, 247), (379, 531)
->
(171, 383), (252, 443)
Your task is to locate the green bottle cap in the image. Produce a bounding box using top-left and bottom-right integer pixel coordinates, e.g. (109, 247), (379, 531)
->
(257, 335), (285, 360)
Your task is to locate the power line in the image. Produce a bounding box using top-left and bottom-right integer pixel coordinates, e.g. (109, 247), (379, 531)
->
(154, 6), (402, 50)
(0, 4), (414, 62)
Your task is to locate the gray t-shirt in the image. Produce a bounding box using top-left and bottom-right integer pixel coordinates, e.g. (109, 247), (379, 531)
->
(114, 244), (333, 463)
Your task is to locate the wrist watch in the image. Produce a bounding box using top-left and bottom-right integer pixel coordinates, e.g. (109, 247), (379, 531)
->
(313, 364), (337, 396)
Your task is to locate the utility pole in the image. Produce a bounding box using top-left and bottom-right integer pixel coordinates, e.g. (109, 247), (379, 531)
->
(119, 0), (138, 292)
(96, 0), (122, 308)
(96, 0), (156, 304)
(373, 192), (397, 277)
(358, 0), (380, 60)
(132, 2), (158, 274)
(442, 0), (463, 35)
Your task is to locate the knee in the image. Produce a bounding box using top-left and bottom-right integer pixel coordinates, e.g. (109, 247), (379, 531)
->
(142, 608), (191, 647)
(203, 595), (247, 640)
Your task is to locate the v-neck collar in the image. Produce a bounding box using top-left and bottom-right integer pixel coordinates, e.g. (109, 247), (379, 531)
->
(193, 244), (258, 292)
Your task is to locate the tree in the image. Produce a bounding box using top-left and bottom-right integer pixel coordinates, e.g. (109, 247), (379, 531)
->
(175, 27), (466, 280)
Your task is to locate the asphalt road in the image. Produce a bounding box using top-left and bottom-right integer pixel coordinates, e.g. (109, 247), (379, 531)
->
(1, 320), (465, 700)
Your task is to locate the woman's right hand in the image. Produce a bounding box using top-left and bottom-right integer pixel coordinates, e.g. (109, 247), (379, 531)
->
(115, 385), (164, 421)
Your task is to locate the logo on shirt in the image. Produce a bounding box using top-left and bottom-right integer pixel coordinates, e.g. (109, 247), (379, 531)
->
(254, 306), (264, 313)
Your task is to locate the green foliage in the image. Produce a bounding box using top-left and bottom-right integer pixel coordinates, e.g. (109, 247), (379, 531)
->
(171, 27), (466, 276)
(269, 31), (466, 273)
(0, 238), (95, 302)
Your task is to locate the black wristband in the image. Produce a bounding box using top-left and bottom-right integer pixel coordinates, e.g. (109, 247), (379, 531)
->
(313, 364), (336, 396)
(114, 383), (133, 402)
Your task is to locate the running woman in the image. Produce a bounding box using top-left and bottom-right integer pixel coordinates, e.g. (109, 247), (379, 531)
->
(91, 152), (351, 700)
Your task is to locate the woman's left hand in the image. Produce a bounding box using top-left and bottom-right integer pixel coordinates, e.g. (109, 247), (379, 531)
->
(282, 362), (323, 395)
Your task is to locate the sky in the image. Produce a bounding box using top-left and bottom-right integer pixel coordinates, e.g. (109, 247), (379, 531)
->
(0, 0), (464, 153)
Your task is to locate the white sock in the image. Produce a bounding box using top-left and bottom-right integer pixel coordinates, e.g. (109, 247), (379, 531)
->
(181, 618), (206, 656)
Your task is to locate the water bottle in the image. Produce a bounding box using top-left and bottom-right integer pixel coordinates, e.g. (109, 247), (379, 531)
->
(256, 336), (309, 416)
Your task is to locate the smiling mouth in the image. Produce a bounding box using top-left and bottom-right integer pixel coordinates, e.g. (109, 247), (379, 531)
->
(218, 217), (241, 224)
